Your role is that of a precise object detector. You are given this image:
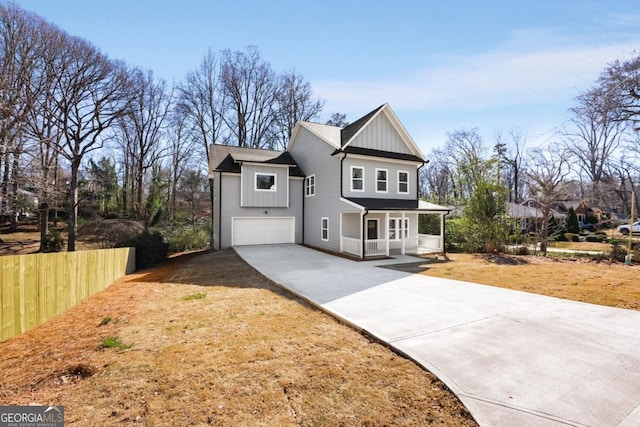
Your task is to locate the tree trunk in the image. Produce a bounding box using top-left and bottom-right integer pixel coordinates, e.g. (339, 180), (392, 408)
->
(67, 162), (80, 252)
(38, 203), (49, 252)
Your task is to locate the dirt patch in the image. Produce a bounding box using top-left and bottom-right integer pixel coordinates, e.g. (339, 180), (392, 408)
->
(0, 249), (476, 426)
(421, 252), (640, 310)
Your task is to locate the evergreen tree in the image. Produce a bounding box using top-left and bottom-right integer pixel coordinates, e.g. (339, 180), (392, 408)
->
(566, 207), (580, 234)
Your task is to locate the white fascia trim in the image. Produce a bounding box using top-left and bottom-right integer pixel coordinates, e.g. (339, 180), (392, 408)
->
(340, 197), (365, 211)
(343, 153), (422, 166)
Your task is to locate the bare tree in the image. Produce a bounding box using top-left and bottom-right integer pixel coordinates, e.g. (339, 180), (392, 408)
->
(598, 54), (640, 128)
(51, 36), (132, 251)
(442, 128), (495, 203)
(273, 69), (324, 149)
(167, 108), (196, 221)
(220, 46), (280, 148)
(564, 86), (627, 205)
(175, 49), (225, 165)
(421, 148), (455, 204)
(0, 4), (45, 230)
(494, 128), (527, 203)
(116, 68), (171, 220)
(526, 145), (571, 255)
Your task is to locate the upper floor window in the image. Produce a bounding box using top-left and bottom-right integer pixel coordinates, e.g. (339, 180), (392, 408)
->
(255, 173), (276, 191)
(376, 169), (388, 193)
(398, 171), (409, 194)
(351, 166), (364, 192)
(305, 175), (315, 197)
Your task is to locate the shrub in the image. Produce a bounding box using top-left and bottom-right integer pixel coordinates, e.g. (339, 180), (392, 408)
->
(42, 230), (64, 253)
(564, 233), (580, 242)
(135, 229), (169, 268)
(160, 220), (211, 252)
(585, 234), (607, 243)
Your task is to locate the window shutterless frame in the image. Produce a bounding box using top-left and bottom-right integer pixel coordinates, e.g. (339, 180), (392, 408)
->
(351, 166), (364, 192)
(376, 168), (388, 193)
(255, 172), (276, 191)
(398, 170), (409, 194)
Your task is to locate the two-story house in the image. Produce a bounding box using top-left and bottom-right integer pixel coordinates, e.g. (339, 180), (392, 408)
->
(209, 104), (450, 258)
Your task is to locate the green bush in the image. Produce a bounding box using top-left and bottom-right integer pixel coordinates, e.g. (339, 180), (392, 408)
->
(564, 233), (580, 242)
(585, 234), (607, 243)
(159, 220), (211, 252)
(42, 230), (64, 253)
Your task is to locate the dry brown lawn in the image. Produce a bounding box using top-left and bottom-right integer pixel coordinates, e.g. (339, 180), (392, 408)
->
(420, 252), (640, 310)
(0, 249), (476, 426)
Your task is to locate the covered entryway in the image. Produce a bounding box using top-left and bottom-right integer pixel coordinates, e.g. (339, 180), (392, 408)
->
(232, 217), (295, 246)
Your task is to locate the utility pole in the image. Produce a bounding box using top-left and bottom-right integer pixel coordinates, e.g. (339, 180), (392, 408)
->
(627, 191), (635, 265)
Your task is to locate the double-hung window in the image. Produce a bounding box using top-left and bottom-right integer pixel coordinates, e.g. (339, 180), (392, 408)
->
(398, 171), (409, 194)
(376, 169), (388, 193)
(321, 217), (329, 241)
(255, 173), (276, 191)
(351, 166), (364, 191)
(305, 175), (315, 197)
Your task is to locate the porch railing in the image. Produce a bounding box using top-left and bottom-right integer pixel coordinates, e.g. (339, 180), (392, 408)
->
(365, 239), (387, 257)
(341, 236), (361, 257)
(404, 237), (419, 253)
(418, 234), (442, 253)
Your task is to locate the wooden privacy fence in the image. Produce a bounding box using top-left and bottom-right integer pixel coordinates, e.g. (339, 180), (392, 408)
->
(1, 247), (136, 342)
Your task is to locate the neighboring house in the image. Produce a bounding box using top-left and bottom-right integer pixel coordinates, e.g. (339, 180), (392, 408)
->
(209, 104), (450, 258)
(508, 201), (566, 233)
(551, 200), (594, 224)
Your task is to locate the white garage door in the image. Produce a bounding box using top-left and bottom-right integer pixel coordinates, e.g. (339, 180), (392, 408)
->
(232, 217), (295, 246)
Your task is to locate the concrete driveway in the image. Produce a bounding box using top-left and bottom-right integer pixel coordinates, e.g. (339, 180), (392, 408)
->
(235, 244), (640, 427)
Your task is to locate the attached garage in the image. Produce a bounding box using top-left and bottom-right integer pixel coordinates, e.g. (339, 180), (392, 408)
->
(232, 217), (295, 246)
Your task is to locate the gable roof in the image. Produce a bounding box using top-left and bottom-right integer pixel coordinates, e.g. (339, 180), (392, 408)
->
(210, 144), (305, 177)
(288, 104), (426, 163)
(340, 104), (385, 147)
(340, 104), (425, 161)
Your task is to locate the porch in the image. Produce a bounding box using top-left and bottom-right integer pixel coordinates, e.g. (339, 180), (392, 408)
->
(339, 207), (447, 259)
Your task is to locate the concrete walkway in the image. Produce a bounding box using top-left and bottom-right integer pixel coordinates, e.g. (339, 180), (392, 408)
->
(235, 244), (640, 427)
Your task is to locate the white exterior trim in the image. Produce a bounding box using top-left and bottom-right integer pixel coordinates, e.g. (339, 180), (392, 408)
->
(350, 165), (365, 192)
(398, 170), (409, 194)
(321, 217), (329, 241)
(254, 172), (277, 192)
(375, 168), (388, 193)
(342, 153), (422, 166)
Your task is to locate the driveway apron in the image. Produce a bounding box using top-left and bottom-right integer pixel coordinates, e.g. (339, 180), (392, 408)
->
(235, 244), (640, 427)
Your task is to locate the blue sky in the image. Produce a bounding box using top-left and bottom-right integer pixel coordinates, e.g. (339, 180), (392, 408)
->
(17, 1), (640, 154)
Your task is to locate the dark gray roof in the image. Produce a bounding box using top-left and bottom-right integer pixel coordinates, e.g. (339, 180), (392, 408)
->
(345, 197), (419, 210)
(212, 145), (305, 177)
(340, 104), (384, 146)
(333, 146), (425, 163)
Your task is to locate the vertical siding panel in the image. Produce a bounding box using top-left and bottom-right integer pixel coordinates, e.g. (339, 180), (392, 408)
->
(350, 114), (412, 154)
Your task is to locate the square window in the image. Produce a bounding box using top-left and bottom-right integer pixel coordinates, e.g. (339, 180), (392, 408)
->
(255, 173), (276, 191)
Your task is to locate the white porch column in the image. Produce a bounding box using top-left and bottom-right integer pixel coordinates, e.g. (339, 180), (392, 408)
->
(340, 212), (343, 253)
(440, 212), (445, 253)
(401, 212), (406, 255)
(385, 212), (390, 257)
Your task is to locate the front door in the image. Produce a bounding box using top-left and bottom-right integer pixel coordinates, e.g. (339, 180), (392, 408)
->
(367, 219), (378, 240)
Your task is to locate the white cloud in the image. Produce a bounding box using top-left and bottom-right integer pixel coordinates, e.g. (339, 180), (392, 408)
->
(313, 38), (640, 114)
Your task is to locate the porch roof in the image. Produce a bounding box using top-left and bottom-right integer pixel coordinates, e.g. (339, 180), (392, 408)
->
(345, 198), (451, 212)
